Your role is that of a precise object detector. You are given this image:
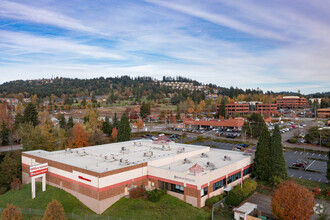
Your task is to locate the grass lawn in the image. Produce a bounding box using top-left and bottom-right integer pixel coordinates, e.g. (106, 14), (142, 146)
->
(102, 194), (210, 220)
(0, 183), (95, 216)
(0, 183), (211, 220)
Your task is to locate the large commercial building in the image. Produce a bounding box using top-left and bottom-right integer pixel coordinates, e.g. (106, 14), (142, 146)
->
(22, 140), (253, 214)
(216, 102), (278, 116)
(276, 96), (308, 109)
(184, 118), (245, 130)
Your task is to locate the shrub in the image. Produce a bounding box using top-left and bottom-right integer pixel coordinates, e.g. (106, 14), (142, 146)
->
(313, 186), (321, 196)
(205, 194), (224, 208)
(326, 187), (330, 197)
(2, 204), (22, 220)
(129, 187), (146, 199)
(288, 137), (298, 143)
(197, 135), (204, 141)
(11, 178), (22, 191)
(269, 176), (284, 187)
(146, 189), (166, 202)
(43, 200), (66, 220)
(226, 179), (257, 206)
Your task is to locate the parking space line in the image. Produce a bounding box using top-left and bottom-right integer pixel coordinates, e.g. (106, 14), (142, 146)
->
(305, 160), (315, 170)
(318, 154), (321, 157)
(318, 179), (321, 182)
(325, 155), (327, 158)
(312, 153), (315, 156)
(299, 176), (302, 179)
(290, 174), (294, 177)
(300, 152), (303, 155)
(306, 152), (309, 155)
(294, 151), (297, 154)
(308, 178), (311, 180)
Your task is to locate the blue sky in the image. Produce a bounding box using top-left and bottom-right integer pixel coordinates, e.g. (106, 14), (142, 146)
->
(0, 0), (329, 94)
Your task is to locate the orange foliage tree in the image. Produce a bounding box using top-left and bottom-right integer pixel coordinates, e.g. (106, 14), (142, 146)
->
(271, 180), (314, 220)
(1, 203), (22, 220)
(135, 118), (144, 132)
(112, 127), (118, 141)
(68, 124), (89, 148)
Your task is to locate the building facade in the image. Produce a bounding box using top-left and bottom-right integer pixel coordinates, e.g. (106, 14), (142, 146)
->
(276, 96), (308, 109)
(22, 140), (253, 214)
(216, 102), (278, 116)
(317, 109), (330, 118)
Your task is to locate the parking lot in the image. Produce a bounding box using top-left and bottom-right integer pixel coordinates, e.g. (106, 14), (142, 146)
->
(284, 150), (328, 183)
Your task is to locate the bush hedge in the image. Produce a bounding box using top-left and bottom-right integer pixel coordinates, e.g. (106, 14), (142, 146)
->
(205, 194), (225, 208)
(225, 179), (257, 206)
(129, 187), (146, 199)
(146, 189), (166, 202)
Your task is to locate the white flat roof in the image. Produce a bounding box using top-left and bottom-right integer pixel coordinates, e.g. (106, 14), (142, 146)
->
(157, 148), (249, 172)
(24, 140), (206, 173)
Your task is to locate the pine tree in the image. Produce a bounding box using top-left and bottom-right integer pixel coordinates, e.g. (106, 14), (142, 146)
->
(59, 114), (66, 129)
(113, 113), (119, 128)
(23, 103), (39, 126)
(216, 99), (227, 118)
(67, 116), (74, 128)
(0, 121), (10, 145)
(253, 124), (271, 182)
(270, 124), (288, 180)
(102, 116), (112, 136)
(117, 114), (131, 142)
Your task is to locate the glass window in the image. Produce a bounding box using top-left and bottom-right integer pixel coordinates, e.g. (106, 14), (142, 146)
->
(213, 178), (226, 191)
(201, 186), (208, 197)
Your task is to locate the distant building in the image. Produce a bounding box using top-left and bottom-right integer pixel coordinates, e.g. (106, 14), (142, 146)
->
(276, 96), (308, 109)
(184, 118), (245, 130)
(217, 101), (278, 117)
(310, 98), (322, 105)
(317, 108), (330, 118)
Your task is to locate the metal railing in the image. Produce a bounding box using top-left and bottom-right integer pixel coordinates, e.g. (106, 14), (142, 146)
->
(211, 197), (227, 220)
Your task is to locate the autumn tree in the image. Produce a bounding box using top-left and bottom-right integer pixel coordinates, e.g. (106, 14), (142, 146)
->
(135, 118), (144, 132)
(271, 180), (314, 220)
(1, 204), (22, 220)
(43, 200), (67, 220)
(112, 127), (118, 141)
(117, 114), (131, 142)
(68, 124), (89, 148)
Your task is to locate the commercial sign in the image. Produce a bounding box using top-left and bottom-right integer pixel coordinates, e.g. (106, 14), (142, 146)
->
(29, 163), (48, 177)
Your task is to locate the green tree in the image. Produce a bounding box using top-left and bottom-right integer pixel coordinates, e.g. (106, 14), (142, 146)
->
(13, 112), (24, 129)
(43, 200), (67, 220)
(81, 97), (87, 107)
(67, 116), (74, 128)
(117, 114), (131, 142)
(243, 113), (265, 138)
(102, 116), (112, 136)
(140, 102), (151, 119)
(215, 98), (227, 118)
(0, 121), (10, 145)
(0, 151), (22, 187)
(253, 125), (271, 182)
(113, 113), (119, 128)
(59, 114), (66, 129)
(23, 103), (39, 126)
(270, 124), (288, 180)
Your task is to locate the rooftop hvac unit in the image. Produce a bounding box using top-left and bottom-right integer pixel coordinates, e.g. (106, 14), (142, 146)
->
(206, 162), (215, 170)
(121, 147), (127, 151)
(65, 148), (72, 153)
(183, 158), (191, 164)
(162, 145), (171, 151)
(104, 155), (115, 160)
(201, 153), (208, 158)
(177, 147), (185, 153)
(119, 158), (129, 164)
(144, 151), (153, 157)
(223, 155), (231, 161)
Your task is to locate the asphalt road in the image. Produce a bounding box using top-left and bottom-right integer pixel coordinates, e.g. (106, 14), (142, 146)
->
(0, 144), (22, 152)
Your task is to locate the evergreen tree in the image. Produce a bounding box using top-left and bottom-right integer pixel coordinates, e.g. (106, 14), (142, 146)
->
(13, 112), (24, 129)
(117, 114), (131, 142)
(102, 116), (112, 136)
(67, 116), (74, 128)
(23, 103), (39, 126)
(253, 124), (271, 182)
(140, 102), (151, 119)
(243, 113), (265, 138)
(59, 114), (66, 129)
(216, 98), (227, 118)
(113, 113), (119, 128)
(0, 121), (10, 145)
(81, 97), (87, 107)
(327, 150), (330, 181)
(270, 124), (288, 180)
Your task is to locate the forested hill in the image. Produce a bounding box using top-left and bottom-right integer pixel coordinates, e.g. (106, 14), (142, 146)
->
(0, 76), (264, 100)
